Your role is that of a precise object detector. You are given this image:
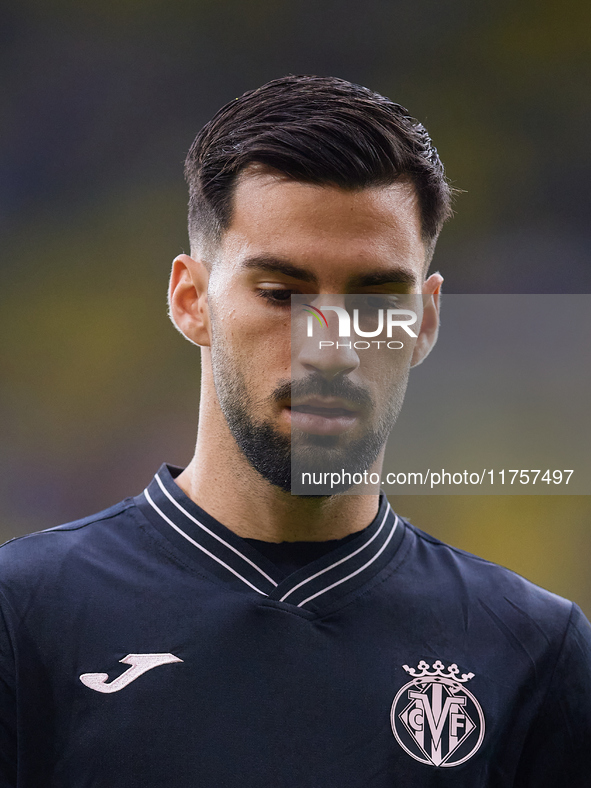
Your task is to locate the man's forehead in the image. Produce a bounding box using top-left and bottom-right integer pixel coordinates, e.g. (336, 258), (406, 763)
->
(229, 164), (421, 228)
(218, 166), (427, 284)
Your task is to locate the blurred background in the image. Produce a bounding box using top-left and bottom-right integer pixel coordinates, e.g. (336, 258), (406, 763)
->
(1, 0), (590, 614)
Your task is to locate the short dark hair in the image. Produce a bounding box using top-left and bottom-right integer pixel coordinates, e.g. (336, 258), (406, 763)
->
(185, 75), (453, 258)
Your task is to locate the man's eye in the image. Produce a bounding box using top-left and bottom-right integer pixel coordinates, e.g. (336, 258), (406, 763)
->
(257, 289), (294, 306)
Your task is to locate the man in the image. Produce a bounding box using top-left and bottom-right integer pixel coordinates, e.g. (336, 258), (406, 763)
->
(0, 75), (589, 786)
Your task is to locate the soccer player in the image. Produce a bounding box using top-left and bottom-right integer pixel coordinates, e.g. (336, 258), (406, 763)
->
(1, 75), (590, 787)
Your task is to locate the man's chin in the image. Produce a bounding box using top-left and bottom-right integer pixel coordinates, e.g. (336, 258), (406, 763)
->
(223, 406), (385, 495)
(292, 433), (344, 451)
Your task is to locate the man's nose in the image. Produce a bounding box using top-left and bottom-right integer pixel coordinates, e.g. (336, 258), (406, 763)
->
(295, 308), (361, 381)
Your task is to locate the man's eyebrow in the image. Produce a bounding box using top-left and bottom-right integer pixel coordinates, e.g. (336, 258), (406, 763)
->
(349, 269), (419, 288)
(239, 254), (419, 289)
(239, 255), (318, 284)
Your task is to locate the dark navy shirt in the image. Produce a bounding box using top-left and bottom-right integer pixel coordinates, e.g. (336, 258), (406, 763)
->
(243, 531), (360, 578)
(0, 463), (589, 787)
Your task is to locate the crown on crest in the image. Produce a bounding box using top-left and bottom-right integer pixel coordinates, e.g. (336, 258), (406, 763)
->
(402, 660), (474, 683)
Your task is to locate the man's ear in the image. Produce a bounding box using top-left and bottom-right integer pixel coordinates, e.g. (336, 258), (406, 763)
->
(410, 272), (443, 367)
(168, 254), (211, 347)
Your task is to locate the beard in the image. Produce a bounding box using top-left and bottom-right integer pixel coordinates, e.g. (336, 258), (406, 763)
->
(210, 332), (408, 495)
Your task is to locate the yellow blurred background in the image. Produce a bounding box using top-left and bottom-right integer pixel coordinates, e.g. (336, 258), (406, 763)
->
(1, 0), (590, 615)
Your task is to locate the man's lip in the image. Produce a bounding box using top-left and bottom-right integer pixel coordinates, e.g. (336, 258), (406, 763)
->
(285, 405), (360, 435)
(289, 397), (360, 412)
(282, 398), (362, 436)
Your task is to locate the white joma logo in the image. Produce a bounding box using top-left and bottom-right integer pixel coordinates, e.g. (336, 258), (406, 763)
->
(79, 653), (183, 693)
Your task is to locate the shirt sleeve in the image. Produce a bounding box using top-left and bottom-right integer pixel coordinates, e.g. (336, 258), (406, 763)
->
(514, 602), (591, 787)
(0, 595), (17, 787)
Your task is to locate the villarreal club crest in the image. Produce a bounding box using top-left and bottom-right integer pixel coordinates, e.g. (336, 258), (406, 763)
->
(391, 660), (486, 768)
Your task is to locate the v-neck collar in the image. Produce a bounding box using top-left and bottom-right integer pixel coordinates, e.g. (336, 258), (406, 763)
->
(135, 464), (406, 614)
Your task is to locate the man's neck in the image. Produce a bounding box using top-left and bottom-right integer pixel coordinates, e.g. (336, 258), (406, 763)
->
(175, 436), (380, 544)
(175, 374), (382, 542)
(176, 460), (380, 543)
